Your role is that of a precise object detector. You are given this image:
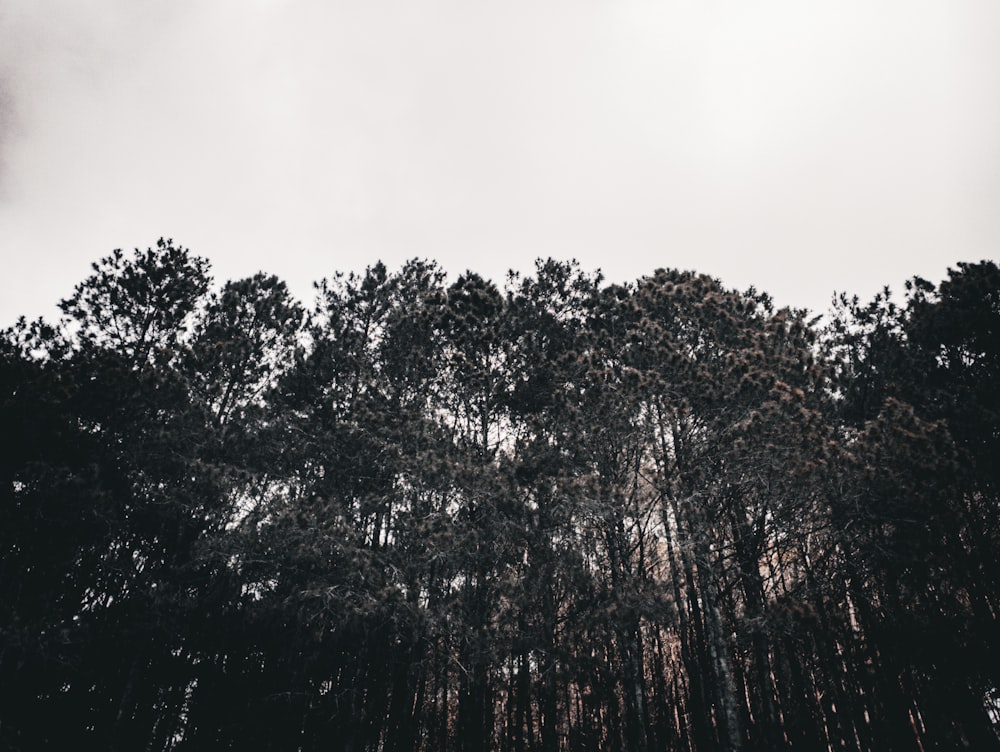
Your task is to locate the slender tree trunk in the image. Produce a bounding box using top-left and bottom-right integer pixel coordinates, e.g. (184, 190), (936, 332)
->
(665, 511), (715, 752)
(732, 511), (785, 752)
(694, 533), (744, 752)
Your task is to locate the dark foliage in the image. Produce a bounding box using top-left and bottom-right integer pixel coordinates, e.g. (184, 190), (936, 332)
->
(2, 243), (998, 751)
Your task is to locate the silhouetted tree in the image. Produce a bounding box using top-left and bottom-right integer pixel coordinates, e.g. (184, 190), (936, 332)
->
(3, 244), (997, 752)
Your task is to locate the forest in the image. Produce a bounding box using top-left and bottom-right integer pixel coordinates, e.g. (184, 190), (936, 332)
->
(1, 240), (998, 752)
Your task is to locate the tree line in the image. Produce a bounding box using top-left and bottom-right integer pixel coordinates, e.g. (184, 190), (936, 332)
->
(2, 240), (998, 751)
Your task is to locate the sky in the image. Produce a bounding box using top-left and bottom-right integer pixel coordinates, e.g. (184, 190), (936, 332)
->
(1, 0), (998, 327)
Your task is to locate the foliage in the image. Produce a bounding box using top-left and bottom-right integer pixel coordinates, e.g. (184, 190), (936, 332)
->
(2, 246), (998, 751)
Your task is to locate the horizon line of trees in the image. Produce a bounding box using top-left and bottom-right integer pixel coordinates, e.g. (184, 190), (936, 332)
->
(2, 240), (998, 751)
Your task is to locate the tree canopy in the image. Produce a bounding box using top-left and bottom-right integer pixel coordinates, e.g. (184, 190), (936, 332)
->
(2, 241), (998, 751)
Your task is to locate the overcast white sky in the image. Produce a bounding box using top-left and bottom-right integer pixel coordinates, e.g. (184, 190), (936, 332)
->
(1, 0), (998, 327)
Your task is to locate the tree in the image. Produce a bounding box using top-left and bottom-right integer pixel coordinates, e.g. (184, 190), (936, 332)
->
(4, 246), (998, 751)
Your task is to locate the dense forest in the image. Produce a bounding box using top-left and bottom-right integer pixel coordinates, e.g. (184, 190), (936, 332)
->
(2, 240), (998, 751)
